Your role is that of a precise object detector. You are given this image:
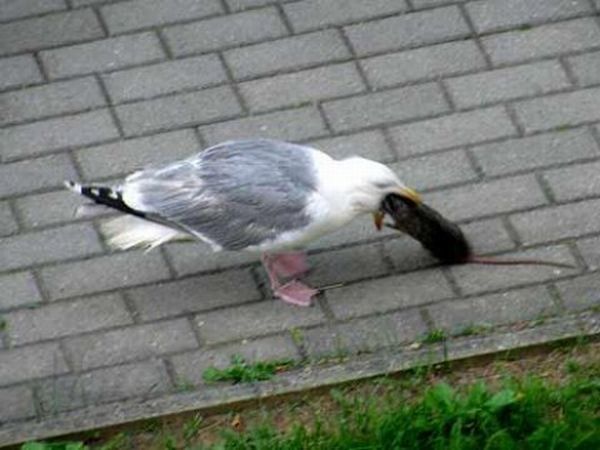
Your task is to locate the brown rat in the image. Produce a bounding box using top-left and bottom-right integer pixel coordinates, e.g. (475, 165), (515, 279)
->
(380, 194), (574, 269)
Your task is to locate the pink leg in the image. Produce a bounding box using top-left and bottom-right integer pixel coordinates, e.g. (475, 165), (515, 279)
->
(274, 280), (318, 307)
(261, 253), (318, 307)
(270, 251), (311, 278)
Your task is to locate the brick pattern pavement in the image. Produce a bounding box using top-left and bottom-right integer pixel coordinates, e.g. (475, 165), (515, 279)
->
(0, 0), (599, 434)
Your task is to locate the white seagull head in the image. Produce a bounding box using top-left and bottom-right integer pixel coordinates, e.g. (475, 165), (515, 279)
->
(334, 157), (421, 226)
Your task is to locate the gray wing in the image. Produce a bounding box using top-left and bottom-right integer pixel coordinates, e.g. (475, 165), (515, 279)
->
(121, 139), (318, 250)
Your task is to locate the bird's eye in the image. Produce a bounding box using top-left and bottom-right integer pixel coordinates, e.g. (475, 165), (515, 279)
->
(374, 181), (394, 189)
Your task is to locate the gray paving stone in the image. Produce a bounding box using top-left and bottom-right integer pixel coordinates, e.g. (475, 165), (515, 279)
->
(15, 189), (102, 229)
(102, 55), (227, 104)
(5, 293), (132, 346)
(576, 236), (600, 271)
(224, 30), (349, 80)
(34, 375), (87, 417)
(0, 385), (36, 422)
(194, 299), (326, 344)
(36, 360), (171, 414)
(323, 83), (449, 132)
(305, 242), (389, 287)
(510, 198), (600, 245)
(200, 106), (327, 145)
(227, 0), (292, 10)
(171, 334), (299, 385)
(309, 130), (395, 163)
(390, 106), (517, 157)
(82, 359), (170, 403)
(0, 0), (66, 21)
(283, 0), (409, 32)
(116, 86), (242, 136)
(390, 149), (477, 191)
(544, 159), (600, 203)
(0, 9), (102, 56)
(472, 128), (599, 177)
(361, 40), (486, 89)
(567, 51), (600, 86)
(428, 286), (557, 333)
(164, 243), (259, 276)
(425, 175), (547, 222)
(460, 219), (516, 255)
(481, 18), (600, 66)
(0, 77), (105, 126)
(0, 201), (17, 236)
(0, 109), (119, 160)
(450, 245), (578, 295)
(447, 60), (570, 110)
(0, 154), (77, 198)
(466, 0), (590, 33)
(0, 55), (43, 91)
(0, 223), (102, 272)
(164, 7), (287, 56)
(35, 375), (86, 414)
(240, 62), (365, 113)
(383, 236), (439, 272)
(0, 343), (68, 387)
(412, 0), (464, 7)
(101, 0), (223, 34)
(514, 87), (600, 134)
(303, 309), (426, 359)
(64, 319), (197, 370)
(128, 270), (261, 321)
(327, 269), (453, 320)
(556, 273), (600, 312)
(345, 5), (469, 56)
(40, 32), (165, 79)
(41, 250), (171, 300)
(70, 0), (119, 5)
(76, 129), (199, 180)
(0, 271), (42, 310)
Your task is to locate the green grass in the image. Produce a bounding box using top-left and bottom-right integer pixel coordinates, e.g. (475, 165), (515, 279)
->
(24, 372), (599, 450)
(20, 343), (600, 450)
(202, 355), (296, 384)
(421, 328), (448, 344)
(454, 323), (492, 338)
(202, 376), (599, 450)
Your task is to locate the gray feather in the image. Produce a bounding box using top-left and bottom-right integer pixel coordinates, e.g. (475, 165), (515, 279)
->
(122, 140), (317, 250)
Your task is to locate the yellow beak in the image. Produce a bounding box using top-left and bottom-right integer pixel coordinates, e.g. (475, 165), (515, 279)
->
(372, 211), (385, 230)
(396, 186), (422, 204)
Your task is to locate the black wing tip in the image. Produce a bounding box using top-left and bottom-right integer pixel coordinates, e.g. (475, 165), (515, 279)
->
(64, 180), (82, 193)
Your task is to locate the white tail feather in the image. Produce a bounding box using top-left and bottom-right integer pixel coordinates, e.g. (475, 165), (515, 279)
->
(75, 203), (111, 218)
(100, 216), (190, 251)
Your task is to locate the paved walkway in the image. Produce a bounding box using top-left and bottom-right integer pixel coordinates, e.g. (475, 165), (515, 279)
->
(1, 0), (599, 445)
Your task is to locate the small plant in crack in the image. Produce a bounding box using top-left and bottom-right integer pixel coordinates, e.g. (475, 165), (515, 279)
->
(454, 323), (491, 337)
(290, 327), (304, 347)
(174, 376), (195, 393)
(421, 328), (447, 344)
(202, 355), (296, 384)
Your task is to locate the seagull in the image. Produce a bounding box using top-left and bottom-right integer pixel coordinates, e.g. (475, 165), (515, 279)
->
(65, 139), (421, 306)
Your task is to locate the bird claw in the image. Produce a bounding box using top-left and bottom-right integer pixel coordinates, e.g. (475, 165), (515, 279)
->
(274, 280), (318, 307)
